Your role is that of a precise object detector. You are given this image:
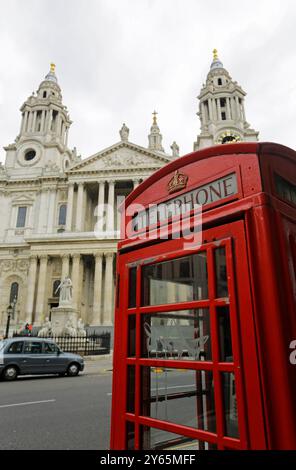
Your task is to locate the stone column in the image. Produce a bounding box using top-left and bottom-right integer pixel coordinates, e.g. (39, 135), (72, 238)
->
(103, 252), (114, 325)
(231, 98), (236, 120)
(75, 182), (85, 232)
(133, 179), (140, 189)
(208, 99), (213, 121)
(25, 255), (38, 322)
(92, 252), (103, 325)
(66, 183), (74, 232)
(96, 180), (105, 235)
(217, 98), (222, 120)
(47, 109), (53, 132)
(226, 98), (231, 120)
(41, 110), (45, 132)
(32, 111), (37, 132)
(212, 98), (218, 121)
(35, 255), (48, 324)
(71, 253), (81, 309)
(201, 102), (206, 126)
(61, 254), (70, 280)
(241, 99), (246, 121)
(106, 180), (115, 235)
(235, 96), (240, 119)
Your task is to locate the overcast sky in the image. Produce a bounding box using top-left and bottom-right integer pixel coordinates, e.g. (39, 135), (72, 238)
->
(0, 0), (296, 163)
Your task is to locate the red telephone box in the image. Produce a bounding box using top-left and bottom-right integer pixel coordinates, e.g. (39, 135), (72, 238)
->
(110, 142), (296, 450)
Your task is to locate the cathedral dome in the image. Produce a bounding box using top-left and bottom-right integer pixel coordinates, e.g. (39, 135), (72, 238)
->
(43, 63), (58, 84)
(210, 49), (224, 70)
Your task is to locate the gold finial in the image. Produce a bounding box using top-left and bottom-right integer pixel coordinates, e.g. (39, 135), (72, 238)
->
(213, 49), (218, 60)
(50, 63), (56, 73)
(152, 110), (158, 125)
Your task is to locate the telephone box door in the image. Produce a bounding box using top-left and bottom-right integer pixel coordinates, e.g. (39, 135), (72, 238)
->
(112, 220), (266, 450)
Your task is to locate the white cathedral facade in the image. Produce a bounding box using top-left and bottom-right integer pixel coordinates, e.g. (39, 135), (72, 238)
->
(0, 51), (258, 335)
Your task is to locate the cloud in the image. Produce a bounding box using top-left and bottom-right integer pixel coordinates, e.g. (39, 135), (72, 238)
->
(0, 0), (296, 163)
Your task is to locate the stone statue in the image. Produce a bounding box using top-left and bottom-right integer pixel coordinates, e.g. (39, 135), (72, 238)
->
(64, 319), (77, 337)
(38, 317), (52, 337)
(170, 141), (180, 158)
(119, 123), (129, 142)
(77, 318), (86, 337)
(55, 277), (73, 306)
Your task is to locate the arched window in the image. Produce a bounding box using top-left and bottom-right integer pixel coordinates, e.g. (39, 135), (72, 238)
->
(58, 204), (67, 226)
(43, 91), (47, 98)
(53, 280), (60, 298)
(9, 282), (19, 306)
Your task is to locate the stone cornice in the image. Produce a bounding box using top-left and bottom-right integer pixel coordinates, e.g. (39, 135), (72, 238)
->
(67, 166), (161, 179)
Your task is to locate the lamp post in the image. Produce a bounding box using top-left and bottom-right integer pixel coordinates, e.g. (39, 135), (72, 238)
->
(5, 304), (13, 339)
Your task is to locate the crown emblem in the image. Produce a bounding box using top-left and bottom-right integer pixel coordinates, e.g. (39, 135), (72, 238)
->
(167, 170), (188, 194)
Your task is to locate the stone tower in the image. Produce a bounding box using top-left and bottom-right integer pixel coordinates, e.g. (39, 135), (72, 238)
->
(4, 63), (74, 177)
(148, 111), (164, 152)
(194, 50), (259, 150)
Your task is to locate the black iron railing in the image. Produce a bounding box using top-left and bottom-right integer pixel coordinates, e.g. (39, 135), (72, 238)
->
(12, 332), (111, 356)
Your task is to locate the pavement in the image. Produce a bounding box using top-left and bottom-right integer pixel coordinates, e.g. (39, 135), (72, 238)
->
(82, 353), (113, 375)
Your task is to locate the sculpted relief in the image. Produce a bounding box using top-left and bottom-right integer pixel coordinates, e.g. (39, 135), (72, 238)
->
(0, 259), (29, 275)
(101, 153), (151, 167)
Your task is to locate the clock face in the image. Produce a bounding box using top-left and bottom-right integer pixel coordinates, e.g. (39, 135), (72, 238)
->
(216, 131), (241, 144)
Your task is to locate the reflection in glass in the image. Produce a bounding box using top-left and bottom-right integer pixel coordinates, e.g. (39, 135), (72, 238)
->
(142, 309), (211, 361)
(126, 422), (135, 450)
(222, 372), (239, 438)
(141, 253), (208, 306)
(127, 366), (135, 413)
(215, 247), (228, 298)
(141, 426), (217, 450)
(218, 307), (233, 362)
(129, 267), (137, 308)
(128, 315), (136, 357)
(141, 368), (216, 432)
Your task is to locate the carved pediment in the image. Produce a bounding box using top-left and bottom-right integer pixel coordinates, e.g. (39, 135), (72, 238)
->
(68, 142), (171, 174)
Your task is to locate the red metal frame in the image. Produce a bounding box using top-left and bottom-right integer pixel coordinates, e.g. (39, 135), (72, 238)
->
(111, 142), (296, 450)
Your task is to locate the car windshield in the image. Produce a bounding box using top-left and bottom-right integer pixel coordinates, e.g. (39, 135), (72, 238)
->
(0, 340), (7, 351)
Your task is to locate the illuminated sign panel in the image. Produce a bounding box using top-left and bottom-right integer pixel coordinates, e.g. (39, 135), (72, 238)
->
(132, 173), (238, 231)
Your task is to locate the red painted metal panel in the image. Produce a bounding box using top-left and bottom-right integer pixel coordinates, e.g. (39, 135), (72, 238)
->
(111, 142), (296, 450)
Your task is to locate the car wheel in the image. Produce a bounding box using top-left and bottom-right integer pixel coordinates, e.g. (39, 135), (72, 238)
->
(67, 363), (80, 377)
(3, 366), (18, 381)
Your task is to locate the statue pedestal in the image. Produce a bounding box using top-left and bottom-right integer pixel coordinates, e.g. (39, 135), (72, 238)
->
(50, 305), (78, 336)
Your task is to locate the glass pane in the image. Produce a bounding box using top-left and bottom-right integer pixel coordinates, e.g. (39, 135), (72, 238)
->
(7, 342), (23, 354)
(128, 267), (137, 308)
(23, 341), (42, 354)
(141, 309), (211, 361)
(141, 253), (208, 306)
(215, 247), (228, 298)
(128, 315), (136, 357)
(127, 366), (135, 413)
(16, 206), (27, 228)
(222, 372), (239, 438)
(218, 306), (233, 362)
(126, 422), (135, 450)
(141, 367), (216, 432)
(10, 282), (19, 304)
(58, 204), (67, 225)
(141, 426), (217, 450)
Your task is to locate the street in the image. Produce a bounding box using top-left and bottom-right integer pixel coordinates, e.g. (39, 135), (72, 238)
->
(0, 359), (112, 450)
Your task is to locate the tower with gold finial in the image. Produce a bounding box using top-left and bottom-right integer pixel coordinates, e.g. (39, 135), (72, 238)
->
(4, 63), (74, 175)
(193, 49), (259, 150)
(148, 111), (164, 152)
